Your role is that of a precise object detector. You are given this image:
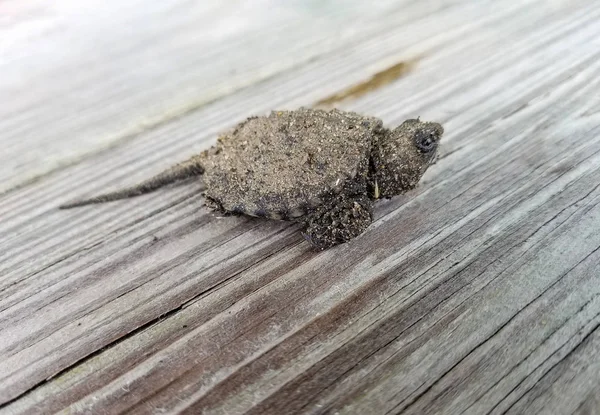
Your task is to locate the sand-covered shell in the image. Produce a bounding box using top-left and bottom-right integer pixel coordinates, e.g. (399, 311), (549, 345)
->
(202, 108), (383, 220)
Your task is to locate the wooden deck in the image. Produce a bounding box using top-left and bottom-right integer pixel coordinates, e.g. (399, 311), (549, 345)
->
(2, 1), (600, 414)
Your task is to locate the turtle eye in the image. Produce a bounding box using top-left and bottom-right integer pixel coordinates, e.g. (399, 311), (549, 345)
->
(415, 130), (437, 153)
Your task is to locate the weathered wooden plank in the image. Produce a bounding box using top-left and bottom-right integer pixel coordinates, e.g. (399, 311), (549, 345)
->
(2, 0), (590, 280)
(2, 0), (600, 414)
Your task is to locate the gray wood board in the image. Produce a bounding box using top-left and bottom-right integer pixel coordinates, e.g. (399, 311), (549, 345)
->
(1, 0), (600, 414)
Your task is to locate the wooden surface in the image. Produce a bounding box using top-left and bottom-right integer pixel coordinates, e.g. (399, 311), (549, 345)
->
(2, 0), (600, 414)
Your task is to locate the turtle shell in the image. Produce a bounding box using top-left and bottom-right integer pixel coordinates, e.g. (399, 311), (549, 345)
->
(202, 108), (382, 220)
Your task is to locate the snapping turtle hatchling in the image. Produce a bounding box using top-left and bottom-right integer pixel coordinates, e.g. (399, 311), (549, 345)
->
(60, 108), (444, 249)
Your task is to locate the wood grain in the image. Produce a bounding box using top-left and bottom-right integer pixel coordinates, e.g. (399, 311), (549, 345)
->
(2, 0), (600, 414)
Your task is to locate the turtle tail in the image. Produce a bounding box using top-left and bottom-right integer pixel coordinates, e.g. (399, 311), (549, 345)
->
(59, 155), (206, 209)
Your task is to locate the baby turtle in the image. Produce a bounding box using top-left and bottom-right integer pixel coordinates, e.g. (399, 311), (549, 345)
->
(60, 108), (443, 250)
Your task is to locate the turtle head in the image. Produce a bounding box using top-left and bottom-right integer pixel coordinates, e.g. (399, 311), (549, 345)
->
(369, 118), (444, 199)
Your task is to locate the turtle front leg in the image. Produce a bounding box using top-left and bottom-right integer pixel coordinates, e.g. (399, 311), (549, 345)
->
(302, 194), (373, 250)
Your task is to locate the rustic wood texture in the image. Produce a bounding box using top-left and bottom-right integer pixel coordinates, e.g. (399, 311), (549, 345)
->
(2, 0), (600, 414)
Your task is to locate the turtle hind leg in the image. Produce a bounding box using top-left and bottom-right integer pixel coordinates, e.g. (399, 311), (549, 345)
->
(59, 154), (206, 209)
(302, 194), (373, 250)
